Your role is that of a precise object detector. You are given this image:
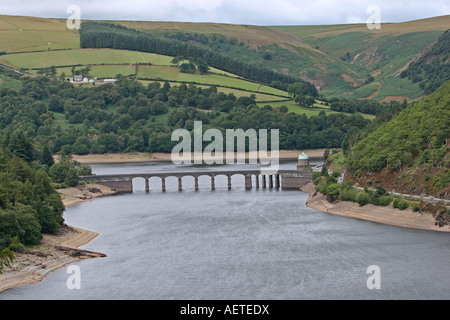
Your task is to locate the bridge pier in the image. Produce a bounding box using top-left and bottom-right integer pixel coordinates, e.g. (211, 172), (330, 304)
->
(275, 174), (280, 189)
(211, 176), (216, 190)
(262, 175), (267, 189)
(162, 178), (166, 192)
(255, 175), (260, 189)
(269, 175), (274, 189)
(145, 179), (150, 193)
(245, 175), (252, 190)
(178, 177), (183, 191)
(227, 176), (232, 190)
(195, 177), (199, 191)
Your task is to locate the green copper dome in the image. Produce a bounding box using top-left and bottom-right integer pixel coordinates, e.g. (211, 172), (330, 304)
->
(298, 152), (309, 160)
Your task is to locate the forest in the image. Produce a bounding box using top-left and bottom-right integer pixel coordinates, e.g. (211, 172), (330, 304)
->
(0, 144), (66, 273)
(347, 80), (450, 173)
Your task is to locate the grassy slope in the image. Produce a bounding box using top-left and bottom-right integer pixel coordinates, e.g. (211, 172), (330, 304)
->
(273, 16), (450, 102)
(257, 100), (375, 119)
(1, 14), (447, 105)
(1, 49), (174, 68)
(0, 15), (79, 52)
(108, 16), (450, 101)
(2, 48), (291, 99)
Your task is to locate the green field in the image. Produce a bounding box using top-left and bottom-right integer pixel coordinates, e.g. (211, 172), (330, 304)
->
(1, 47), (291, 98)
(137, 65), (290, 97)
(138, 80), (290, 102)
(0, 49), (174, 69)
(258, 100), (375, 119)
(0, 15), (79, 53)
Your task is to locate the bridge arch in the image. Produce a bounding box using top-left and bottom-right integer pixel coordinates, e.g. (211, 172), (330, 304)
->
(131, 177), (147, 192)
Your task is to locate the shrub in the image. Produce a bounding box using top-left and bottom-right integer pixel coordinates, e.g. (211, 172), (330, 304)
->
(317, 183), (328, 195)
(393, 198), (400, 208)
(398, 201), (409, 210)
(394, 199), (409, 210)
(325, 183), (341, 199)
(340, 188), (357, 202)
(378, 196), (393, 207)
(356, 192), (370, 206)
(15, 204), (42, 246)
(312, 172), (323, 186)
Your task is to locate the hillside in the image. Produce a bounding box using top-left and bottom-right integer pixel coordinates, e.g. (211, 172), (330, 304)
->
(400, 29), (450, 94)
(112, 16), (450, 101)
(0, 15), (449, 102)
(344, 80), (450, 199)
(274, 16), (450, 102)
(0, 17), (380, 120)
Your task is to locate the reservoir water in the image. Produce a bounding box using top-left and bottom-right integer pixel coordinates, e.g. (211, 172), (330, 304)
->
(1, 160), (450, 300)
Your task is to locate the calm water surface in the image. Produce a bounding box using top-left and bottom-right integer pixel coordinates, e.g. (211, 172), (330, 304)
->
(1, 160), (450, 300)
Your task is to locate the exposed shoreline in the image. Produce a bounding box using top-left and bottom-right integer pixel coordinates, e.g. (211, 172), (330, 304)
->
(300, 182), (450, 233)
(63, 149), (328, 165)
(0, 184), (116, 294)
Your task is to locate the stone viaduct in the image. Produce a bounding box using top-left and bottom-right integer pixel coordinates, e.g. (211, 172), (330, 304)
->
(80, 170), (313, 193)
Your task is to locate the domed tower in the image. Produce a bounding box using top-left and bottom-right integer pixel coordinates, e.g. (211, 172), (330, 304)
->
(297, 152), (310, 171)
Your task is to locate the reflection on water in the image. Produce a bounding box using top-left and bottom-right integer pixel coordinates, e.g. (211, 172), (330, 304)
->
(1, 161), (450, 300)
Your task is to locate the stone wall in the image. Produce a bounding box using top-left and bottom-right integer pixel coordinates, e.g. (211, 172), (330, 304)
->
(281, 171), (313, 190)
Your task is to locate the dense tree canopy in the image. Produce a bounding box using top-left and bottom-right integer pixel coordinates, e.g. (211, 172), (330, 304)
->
(0, 75), (370, 155)
(0, 146), (66, 272)
(347, 80), (450, 174)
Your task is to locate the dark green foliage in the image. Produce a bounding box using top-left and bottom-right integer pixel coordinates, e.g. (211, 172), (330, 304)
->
(340, 188), (357, 202)
(0, 148), (65, 261)
(42, 145), (55, 167)
(14, 204), (42, 245)
(49, 155), (89, 187)
(377, 196), (393, 207)
(355, 192), (370, 206)
(180, 63), (196, 74)
(312, 172), (322, 186)
(263, 52), (273, 61)
(4, 131), (34, 163)
(347, 80), (450, 173)
(326, 97), (387, 115)
(401, 30), (450, 94)
(393, 199), (409, 211)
